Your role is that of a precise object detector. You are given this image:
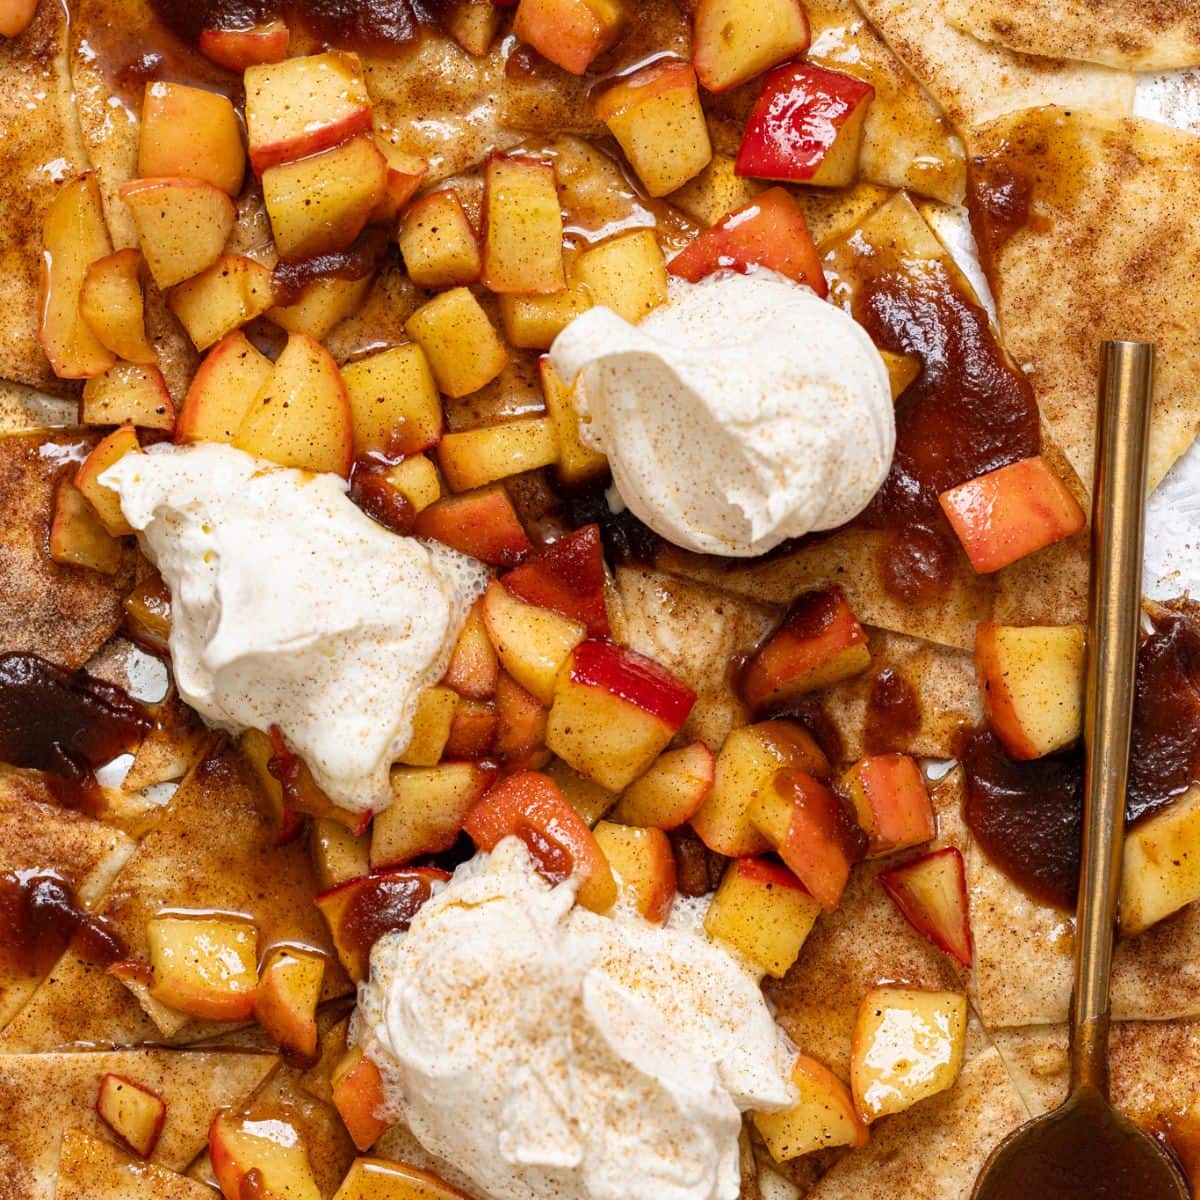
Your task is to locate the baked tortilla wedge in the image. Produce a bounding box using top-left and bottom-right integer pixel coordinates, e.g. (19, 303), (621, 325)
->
(56, 1131), (219, 1200)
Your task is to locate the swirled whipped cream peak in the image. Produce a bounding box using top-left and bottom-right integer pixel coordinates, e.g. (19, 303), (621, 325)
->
(551, 269), (895, 557)
(354, 838), (798, 1200)
(102, 442), (486, 813)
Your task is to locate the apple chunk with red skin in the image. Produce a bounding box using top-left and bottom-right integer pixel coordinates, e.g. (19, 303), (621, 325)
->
(693, 0), (811, 93)
(736, 62), (874, 188)
(839, 753), (935, 858)
(210, 1108), (321, 1200)
(139, 81), (245, 197)
(413, 485), (533, 568)
(754, 1054), (868, 1162)
(669, 187), (827, 298)
(547, 640), (696, 793)
(75, 423), (141, 537)
(331, 1048), (390, 1153)
(878, 847), (973, 968)
(592, 820), (676, 923)
(95, 1073), (166, 1159)
(610, 740), (713, 829)
(199, 19), (290, 71)
(481, 579), (586, 705)
(443, 602), (500, 701)
(144, 913), (259, 1021)
(939, 455), (1086, 574)
(513, 0), (626, 75)
(465, 770), (618, 912)
(178, 331), (274, 445)
(502, 524), (611, 638)
(253, 945), (327, 1064)
(741, 586), (871, 710)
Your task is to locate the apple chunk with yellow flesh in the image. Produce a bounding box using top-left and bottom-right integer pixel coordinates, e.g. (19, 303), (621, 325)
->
(839, 753), (935, 859)
(878, 847), (973, 967)
(333, 1158), (478, 1200)
(120, 177), (237, 289)
(82, 362), (176, 431)
(413, 485), (533, 568)
(691, 720), (828, 858)
(79, 248), (155, 366)
(481, 579), (586, 705)
(398, 189), (482, 289)
(210, 1109), (321, 1200)
(199, 19), (290, 71)
(1121, 784), (1200, 937)
(850, 987), (967, 1123)
(547, 640), (696, 792)
(39, 173), (115, 380)
(145, 913), (259, 1021)
(594, 60), (712, 198)
(331, 1049), (390, 1153)
(75, 423), (141, 536)
(610, 741), (713, 830)
(311, 818), (369, 891)
(974, 622), (1086, 760)
(139, 81), (245, 196)
(513, 0), (626, 75)
(443, 602), (500, 701)
(245, 51), (372, 173)
(501, 523), (611, 639)
(341, 342), (443, 459)
(704, 856), (821, 979)
(438, 416), (559, 492)
(939, 455), (1087, 574)
(177, 331), (273, 445)
(168, 254), (275, 351)
(96, 1073), (166, 1159)
(736, 62), (874, 188)
(482, 154), (566, 294)
(254, 945), (326, 1065)
(754, 1055), (868, 1162)
(235, 332), (353, 476)
(406, 287), (509, 400)
(592, 820), (676, 923)
(0, 0), (37, 37)
(50, 479), (124, 575)
(693, 0), (811, 93)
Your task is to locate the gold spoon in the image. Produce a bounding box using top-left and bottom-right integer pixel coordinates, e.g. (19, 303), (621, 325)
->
(971, 341), (1189, 1200)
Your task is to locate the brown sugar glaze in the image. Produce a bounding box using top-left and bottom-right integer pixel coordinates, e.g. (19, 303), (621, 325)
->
(963, 605), (1200, 910)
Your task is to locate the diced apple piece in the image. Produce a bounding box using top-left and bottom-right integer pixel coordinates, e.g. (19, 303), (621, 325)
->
(693, 0), (811, 93)
(850, 987), (967, 1123)
(123, 569), (172, 652)
(254, 945), (326, 1064)
(750, 769), (859, 911)
(235, 332), (353, 476)
(438, 416), (558, 492)
(342, 343), (443, 458)
(547, 639), (696, 792)
(500, 285), (592, 350)
(736, 63), (874, 188)
(397, 189), (482, 289)
(168, 254), (274, 350)
(539, 356), (607, 485)
(939, 455), (1087, 574)
(443, 602), (499, 700)
(81, 362), (175, 431)
(669, 187), (826, 297)
(413, 485), (533, 567)
(79, 248), (155, 366)
(974, 622), (1086, 761)
(120, 177), (236, 289)
(464, 770), (617, 912)
(386, 454), (442, 514)
(741, 587), (871, 709)
(545, 757), (614, 826)
(495, 671), (549, 765)
(668, 154), (764, 228)
(482, 155), (566, 294)
(50, 479), (123, 575)
(445, 697), (499, 759)
(481, 579), (586, 704)
(610, 741), (713, 829)
(139, 82), (245, 197)
(312, 818), (370, 891)
(592, 820), (676, 922)
(0, 0), (37, 38)
(145, 914), (259, 1021)
(406, 287), (508, 399)
(880, 348), (921, 400)
(840, 754), (935, 859)
(267, 274), (374, 340)
(705, 856), (821, 979)
(331, 1050), (389, 1153)
(178, 331), (272, 445)
(332, 1158), (477, 1200)
(75, 423), (141, 536)
(374, 761), (497, 866)
(574, 229), (667, 324)
(315, 868), (449, 981)
(371, 139), (429, 224)
(246, 51), (372, 174)
(39, 173), (115, 379)
(754, 1055), (867, 1161)
(395, 686), (459, 767)
(210, 1109), (321, 1200)
(264, 135), (387, 261)
(502, 524), (610, 638)
(1121, 785), (1200, 937)
(879, 847), (973, 967)
(96, 1073), (166, 1159)
(513, 0), (626, 74)
(595, 61), (712, 198)
(200, 19), (291, 71)
(446, 0), (502, 55)
(691, 720), (828, 858)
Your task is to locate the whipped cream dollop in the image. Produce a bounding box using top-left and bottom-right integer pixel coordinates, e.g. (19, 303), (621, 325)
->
(102, 443), (486, 813)
(354, 839), (797, 1200)
(551, 270), (895, 557)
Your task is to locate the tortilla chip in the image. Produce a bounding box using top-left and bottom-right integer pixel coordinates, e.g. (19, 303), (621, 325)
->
(968, 108), (1200, 493)
(856, 0), (1134, 130)
(0, 432), (134, 669)
(56, 1130), (219, 1200)
(0, 382), (76, 436)
(0, 1047), (274, 1199)
(943, 0), (1200, 71)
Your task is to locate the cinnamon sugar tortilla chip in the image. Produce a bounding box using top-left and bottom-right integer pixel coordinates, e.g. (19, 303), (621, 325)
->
(56, 1131), (220, 1200)
(968, 107), (1200, 494)
(0, 382), (75, 435)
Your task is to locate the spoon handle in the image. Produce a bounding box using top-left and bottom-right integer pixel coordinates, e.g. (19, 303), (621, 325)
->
(1071, 340), (1155, 1095)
